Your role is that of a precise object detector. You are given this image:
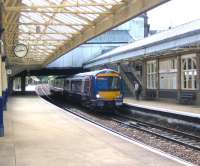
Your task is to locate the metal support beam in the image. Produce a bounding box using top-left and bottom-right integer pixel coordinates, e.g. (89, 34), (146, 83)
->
(5, 9), (112, 15)
(177, 55), (181, 102)
(142, 60), (147, 98)
(5, 2), (123, 9)
(156, 58), (160, 99)
(8, 76), (13, 95)
(196, 52), (200, 105)
(21, 76), (25, 92)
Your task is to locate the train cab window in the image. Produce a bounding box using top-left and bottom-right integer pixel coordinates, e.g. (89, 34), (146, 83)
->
(96, 76), (120, 91)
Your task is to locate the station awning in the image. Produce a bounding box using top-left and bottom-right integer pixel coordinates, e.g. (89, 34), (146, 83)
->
(1, 0), (169, 73)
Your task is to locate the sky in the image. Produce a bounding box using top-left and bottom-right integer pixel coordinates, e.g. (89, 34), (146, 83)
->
(147, 0), (200, 30)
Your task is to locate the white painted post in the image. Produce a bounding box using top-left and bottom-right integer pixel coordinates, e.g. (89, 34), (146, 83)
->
(2, 61), (7, 110)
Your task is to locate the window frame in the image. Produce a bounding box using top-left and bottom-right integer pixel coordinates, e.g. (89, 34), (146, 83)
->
(181, 54), (197, 90)
(159, 58), (177, 90)
(147, 60), (157, 89)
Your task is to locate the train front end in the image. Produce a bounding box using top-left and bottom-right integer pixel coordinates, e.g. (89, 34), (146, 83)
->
(94, 72), (123, 108)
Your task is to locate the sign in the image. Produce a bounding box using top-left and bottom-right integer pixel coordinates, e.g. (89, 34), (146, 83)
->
(14, 44), (28, 58)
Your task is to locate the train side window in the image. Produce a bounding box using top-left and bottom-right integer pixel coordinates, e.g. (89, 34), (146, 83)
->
(61, 79), (64, 88)
(76, 80), (82, 92)
(55, 80), (57, 87)
(58, 80), (61, 88)
(71, 81), (76, 91)
(71, 80), (82, 92)
(64, 80), (69, 90)
(84, 79), (90, 95)
(58, 79), (62, 88)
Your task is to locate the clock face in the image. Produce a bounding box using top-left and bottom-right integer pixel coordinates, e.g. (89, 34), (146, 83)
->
(14, 44), (28, 58)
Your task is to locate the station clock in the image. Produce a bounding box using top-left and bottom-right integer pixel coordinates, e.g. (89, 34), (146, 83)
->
(14, 44), (28, 58)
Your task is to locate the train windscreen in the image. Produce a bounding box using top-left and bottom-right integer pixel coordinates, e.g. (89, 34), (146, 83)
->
(96, 76), (120, 91)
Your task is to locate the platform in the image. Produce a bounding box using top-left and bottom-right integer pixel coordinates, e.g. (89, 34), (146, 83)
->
(0, 96), (191, 166)
(124, 97), (200, 116)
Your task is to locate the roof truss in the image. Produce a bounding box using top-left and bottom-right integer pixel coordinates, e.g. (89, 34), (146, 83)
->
(2, 0), (169, 70)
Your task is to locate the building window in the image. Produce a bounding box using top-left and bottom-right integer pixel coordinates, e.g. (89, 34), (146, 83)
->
(181, 54), (197, 90)
(159, 58), (177, 89)
(147, 60), (157, 89)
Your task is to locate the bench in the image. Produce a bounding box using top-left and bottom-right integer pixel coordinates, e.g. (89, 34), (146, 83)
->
(179, 93), (196, 104)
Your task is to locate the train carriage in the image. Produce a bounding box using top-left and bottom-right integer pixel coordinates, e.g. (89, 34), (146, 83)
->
(50, 69), (123, 109)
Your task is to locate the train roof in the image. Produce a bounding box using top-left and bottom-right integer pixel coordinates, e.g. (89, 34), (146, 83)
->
(53, 69), (119, 80)
(54, 76), (67, 79)
(72, 69), (119, 78)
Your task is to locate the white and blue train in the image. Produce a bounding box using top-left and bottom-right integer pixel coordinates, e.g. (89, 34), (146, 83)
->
(49, 69), (123, 109)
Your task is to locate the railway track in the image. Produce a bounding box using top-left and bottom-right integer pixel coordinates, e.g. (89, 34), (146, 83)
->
(38, 84), (200, 151)
(42, 93), (200, 152)
(36, 85), (200, 165)
(112, 113), (200, 151)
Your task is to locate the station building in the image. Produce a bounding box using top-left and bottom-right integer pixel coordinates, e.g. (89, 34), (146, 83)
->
(84, 20), (200, 105)
(142, 52), (199, 104)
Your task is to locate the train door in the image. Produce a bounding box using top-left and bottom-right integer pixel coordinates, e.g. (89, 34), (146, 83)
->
(83, 78), (91, 97)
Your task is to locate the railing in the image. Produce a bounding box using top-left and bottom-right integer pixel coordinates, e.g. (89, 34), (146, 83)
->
(120, 64), (142, 86)
(119, 65), (135, 96)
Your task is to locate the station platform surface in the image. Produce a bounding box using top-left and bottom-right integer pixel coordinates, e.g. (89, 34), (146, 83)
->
(124, 97), (200, 116)
(0, 96), (191, 166)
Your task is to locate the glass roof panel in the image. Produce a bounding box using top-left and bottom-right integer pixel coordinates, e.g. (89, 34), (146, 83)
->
(5, 0), (125, 64)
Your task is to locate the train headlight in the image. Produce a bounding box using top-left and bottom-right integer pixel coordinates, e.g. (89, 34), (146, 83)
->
(96, 94), (101, 98)
(117, 94), (123, 99)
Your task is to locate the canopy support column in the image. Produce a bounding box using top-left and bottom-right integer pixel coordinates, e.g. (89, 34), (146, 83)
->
(21, 76), (26, 93)
(0, 57), (4, 136)
(8, 76), (13, 95)
(2, 60), (7, 110)
(0, 1), (4, 137)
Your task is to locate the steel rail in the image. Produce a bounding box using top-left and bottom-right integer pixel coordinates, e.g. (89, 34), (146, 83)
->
(112, 113), (200, 151)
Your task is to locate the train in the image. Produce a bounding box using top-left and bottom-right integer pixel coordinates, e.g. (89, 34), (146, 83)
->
(49, 69), (123, 109)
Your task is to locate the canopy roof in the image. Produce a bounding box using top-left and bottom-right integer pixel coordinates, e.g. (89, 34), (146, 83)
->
(2, 0), (168, 73)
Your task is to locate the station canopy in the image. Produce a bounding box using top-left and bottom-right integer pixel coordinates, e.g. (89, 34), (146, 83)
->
(2, 0), (168, 73)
